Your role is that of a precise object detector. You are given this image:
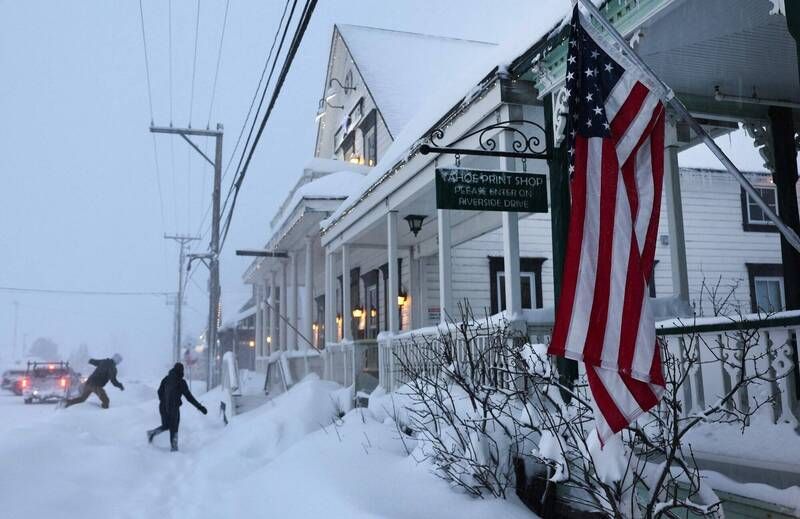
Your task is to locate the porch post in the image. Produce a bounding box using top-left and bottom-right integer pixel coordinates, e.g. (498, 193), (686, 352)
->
(254, 283), (263, 357)
(342, 244), (353, 341)
(438, 209), (453, 322)
(388, 211), (400, 333)
(664, 122), (691, 305)
(769, 106), (800, 398)
(501, 108), (522, 318)
(280, 261), (288, 351)
(304, 237), (314, 350)
(270, 271), (278, 355)
(502, 214), (522, 317)
(769, 107), (800, 311)
(409, 247), (421, 329)
(264, 282), (271, 355)
(294, 251), (302, 350)
(324, 249), (335, 345)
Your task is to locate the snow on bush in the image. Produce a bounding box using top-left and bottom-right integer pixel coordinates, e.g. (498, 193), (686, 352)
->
(383, 303), (787, 517)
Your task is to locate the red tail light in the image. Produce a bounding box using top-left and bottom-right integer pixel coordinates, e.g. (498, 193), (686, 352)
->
(48, 364), (55, 370)
(60, 377), (67, 388)
(20, 378), (28, 388)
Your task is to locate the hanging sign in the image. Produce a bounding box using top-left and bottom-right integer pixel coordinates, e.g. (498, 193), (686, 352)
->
(435, 167), (548, 213)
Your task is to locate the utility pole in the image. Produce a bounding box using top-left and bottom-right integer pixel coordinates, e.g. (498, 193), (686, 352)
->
(151, 124), (223, 389)
(164, 234), (200, 364)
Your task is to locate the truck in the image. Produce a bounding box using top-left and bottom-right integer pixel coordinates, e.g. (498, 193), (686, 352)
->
(22, 361), (81, 404)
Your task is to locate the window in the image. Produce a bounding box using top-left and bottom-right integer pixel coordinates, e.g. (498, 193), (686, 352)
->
(741, 185), (778, 232)
(362, 270), (380, 339)
(746, 263), (784, 313)
(488, 257), (546, 314)
(754, 277), (784, 313)
(361, 110), (377, 166)
(348, 99), (363, 129)
(341, 132), (357, 163)
(496, 272), (536, 310)
(333, 127), (343, 151)
(314, 295), (325, 348)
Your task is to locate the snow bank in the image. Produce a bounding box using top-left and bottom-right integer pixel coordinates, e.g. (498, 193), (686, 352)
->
(0, 375), (536, 519)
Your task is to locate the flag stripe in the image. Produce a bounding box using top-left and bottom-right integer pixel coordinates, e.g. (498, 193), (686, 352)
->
(583, 139), (622, 364)
(563, 138), (604, 359)
(549, 138), (589, 357)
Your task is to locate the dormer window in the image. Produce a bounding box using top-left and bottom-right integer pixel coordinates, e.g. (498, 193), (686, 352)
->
(348, 99), (364, 129)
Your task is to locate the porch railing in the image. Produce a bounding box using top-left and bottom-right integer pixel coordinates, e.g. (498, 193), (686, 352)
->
(324, 339), (380, 396)
(376, 311), (800, 426)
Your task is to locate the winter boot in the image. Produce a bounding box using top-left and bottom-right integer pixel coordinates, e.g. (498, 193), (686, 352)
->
(147, 429), (158, 444)
(170, 436), (179, 452)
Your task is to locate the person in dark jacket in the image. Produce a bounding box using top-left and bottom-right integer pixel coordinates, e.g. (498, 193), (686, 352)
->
(147, 362), (207, 451)
(63, 353), (124, 409)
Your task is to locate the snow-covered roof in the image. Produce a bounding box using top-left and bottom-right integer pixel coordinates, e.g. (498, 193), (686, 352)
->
(270, 170), (366, 239)
(336, 24), (496, 136)
(322, 3), (567, 235)
(270, 158), (370, 230)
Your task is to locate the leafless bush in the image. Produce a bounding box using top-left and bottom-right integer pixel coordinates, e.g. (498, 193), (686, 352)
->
(393, 302), (530, 498)
(520, 311), (784, 518)
(392, 301), (788, 518)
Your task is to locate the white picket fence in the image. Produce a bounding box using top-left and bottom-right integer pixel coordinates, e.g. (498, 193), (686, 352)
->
(324, 342), (355, 388)
(375, 312), (800, 426)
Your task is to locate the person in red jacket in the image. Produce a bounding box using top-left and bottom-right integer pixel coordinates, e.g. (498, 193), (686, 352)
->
(63, 354), (124, 409)
(147, 362), (207, 451)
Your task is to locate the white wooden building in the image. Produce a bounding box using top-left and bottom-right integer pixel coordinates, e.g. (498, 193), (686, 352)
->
(242, 2), (800, 496)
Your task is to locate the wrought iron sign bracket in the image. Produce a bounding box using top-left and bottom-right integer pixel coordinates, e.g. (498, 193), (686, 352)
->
(418, 119), (551, 161)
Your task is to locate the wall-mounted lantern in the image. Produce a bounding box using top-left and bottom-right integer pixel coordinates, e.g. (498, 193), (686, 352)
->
(315, 96), (344, 122)
(397, 291), (408, 307)
(352, 306), (365, 319)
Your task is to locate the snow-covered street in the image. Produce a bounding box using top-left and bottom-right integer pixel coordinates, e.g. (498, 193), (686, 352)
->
(0, 376), (537, 519)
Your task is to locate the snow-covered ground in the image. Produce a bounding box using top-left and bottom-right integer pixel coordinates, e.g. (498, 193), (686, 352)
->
(0, 375), (537, 519)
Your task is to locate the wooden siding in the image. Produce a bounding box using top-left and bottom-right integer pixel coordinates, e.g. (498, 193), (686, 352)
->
(417, 168), (798, 326)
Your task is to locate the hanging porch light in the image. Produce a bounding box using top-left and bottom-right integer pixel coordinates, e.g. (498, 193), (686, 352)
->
(404, 215), (427, 236)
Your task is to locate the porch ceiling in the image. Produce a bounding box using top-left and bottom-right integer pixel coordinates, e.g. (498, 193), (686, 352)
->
(345, 174), (510, 255)
(637, 0), (798, 116)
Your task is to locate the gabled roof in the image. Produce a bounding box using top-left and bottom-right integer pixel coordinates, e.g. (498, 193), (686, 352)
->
(336, 24), (496, 136)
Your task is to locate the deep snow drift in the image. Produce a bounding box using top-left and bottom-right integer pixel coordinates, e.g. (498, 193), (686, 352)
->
(0, 375), (537, 519)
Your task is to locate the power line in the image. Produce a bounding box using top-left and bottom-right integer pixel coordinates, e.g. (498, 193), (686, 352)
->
(221, 0), (318, 247)
(189, 0), (201, 127)
(0, 286), (171, 297)
(195, 0), (292, 239)
(139, 0), (166, 231)
(168, 0), (174, 125)
(207, 0), (230, 129)
(137, 0), (155, 124)
(219, 0), (295, 216)
(227, 0), (299, 199)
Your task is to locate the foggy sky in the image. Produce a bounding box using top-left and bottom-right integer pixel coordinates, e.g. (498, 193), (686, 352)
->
(0, 0), (568, 377)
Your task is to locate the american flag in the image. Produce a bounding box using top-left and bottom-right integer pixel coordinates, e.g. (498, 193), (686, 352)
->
(548, 7), (667, 444)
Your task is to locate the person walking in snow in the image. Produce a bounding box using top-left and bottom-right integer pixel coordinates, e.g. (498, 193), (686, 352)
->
(63, 353), (124, 409)
(147, 362), (207, 452)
